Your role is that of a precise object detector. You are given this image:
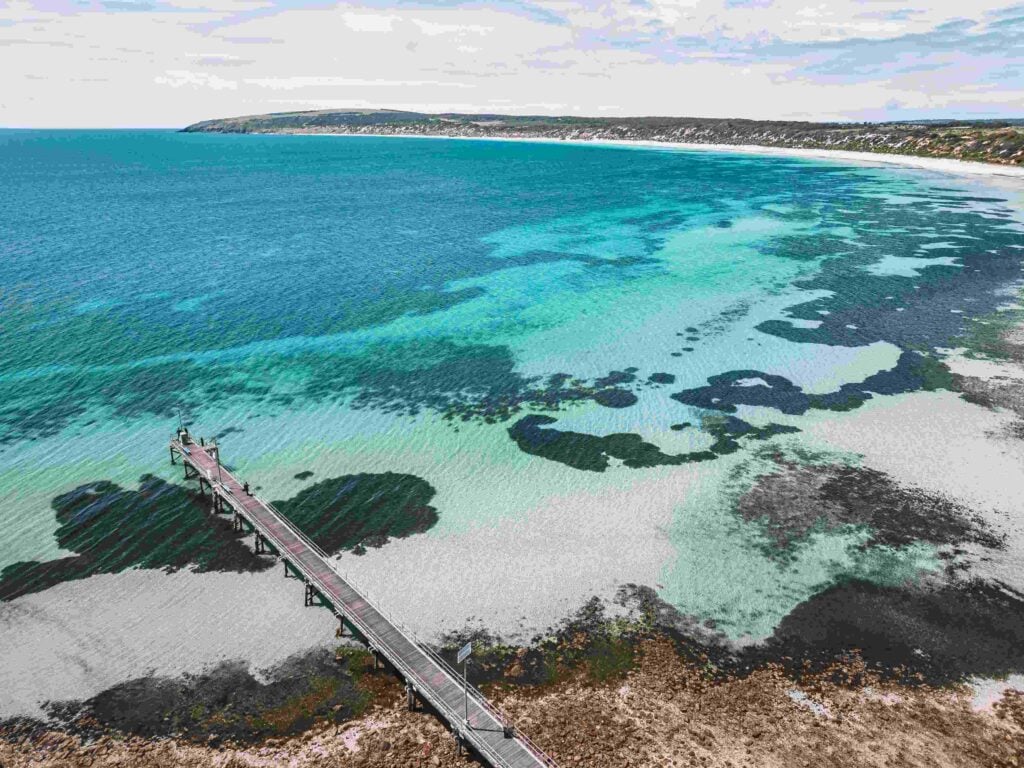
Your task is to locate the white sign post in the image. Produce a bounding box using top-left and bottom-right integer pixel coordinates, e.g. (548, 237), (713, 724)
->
(457, 641), (473, 727)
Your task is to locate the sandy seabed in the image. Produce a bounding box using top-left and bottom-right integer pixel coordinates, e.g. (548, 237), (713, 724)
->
(4, 377), (1024, 720)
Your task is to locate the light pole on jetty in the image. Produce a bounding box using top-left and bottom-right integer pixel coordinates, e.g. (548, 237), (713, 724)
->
(458, 641), (473, 728)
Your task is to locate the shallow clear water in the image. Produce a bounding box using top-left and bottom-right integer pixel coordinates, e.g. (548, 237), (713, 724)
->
(2, 131), (1023, 641)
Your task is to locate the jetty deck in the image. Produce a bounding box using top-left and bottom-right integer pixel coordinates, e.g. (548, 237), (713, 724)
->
(170, 431), (556, 768)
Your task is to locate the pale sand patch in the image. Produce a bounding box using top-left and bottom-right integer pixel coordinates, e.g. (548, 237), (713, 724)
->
(800, 390), (1024, 591)
(861, 687), (903, 706)
(787, 689), (832, 719)
(0, 567), (336, 719)
(339, 717), (389, 752)
(1006, 326), (1024, 346)
(971, 674), (1024, 712)
(941, 347), (1024, 382)
(789, 385), (1024, 716)
(332, 463), (687, 642)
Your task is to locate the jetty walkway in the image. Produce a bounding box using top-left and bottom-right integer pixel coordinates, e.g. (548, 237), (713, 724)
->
(169, 429), (557, 768)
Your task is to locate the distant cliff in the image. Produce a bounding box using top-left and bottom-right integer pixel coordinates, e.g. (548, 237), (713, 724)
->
(183, 109), (1024, 166)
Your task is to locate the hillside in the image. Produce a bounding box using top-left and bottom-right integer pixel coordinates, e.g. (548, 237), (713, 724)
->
(183, 109), (1024, 165)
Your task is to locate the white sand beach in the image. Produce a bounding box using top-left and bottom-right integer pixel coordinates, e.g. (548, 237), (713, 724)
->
(317, 132), (1024, 183)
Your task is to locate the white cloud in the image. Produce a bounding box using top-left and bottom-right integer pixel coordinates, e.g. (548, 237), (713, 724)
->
(413, 19), (493, 36)
(243, 76), (473, 90)
(187, 52), (253, 66)
(1, 0), (1021, 126)
(341, 12), (399, 33)
(154, 69), (238, 90)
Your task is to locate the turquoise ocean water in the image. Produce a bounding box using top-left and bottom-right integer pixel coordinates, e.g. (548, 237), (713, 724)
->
(2, 131), (1023, 642)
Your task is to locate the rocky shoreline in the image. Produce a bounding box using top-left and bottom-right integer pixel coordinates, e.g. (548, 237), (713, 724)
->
(4, 612), (1023, 768)
(182, 109), (1024, 168)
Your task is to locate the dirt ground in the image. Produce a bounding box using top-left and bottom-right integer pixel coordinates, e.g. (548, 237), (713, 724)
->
(3, 638), (1021, 768)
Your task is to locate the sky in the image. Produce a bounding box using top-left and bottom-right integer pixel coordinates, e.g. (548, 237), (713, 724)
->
(2, 0), (1023, 127)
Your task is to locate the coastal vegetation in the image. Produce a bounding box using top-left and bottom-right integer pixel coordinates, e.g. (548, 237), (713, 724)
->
(183, 109), (1024, 166)
(6, 600), (1023, 767)
(34, 648), (373, 746)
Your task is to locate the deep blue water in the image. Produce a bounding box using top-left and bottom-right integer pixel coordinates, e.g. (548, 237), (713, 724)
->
(2, 131), (1020, 445)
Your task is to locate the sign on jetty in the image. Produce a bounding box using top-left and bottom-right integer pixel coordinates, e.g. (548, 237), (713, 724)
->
(169, 428), (557, 768)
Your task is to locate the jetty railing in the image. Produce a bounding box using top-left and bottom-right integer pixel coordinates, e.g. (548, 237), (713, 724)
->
(250, 493), (559, 767)
(173, 436), (558, 768)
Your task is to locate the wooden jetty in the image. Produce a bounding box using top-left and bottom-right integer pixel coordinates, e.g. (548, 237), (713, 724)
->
(169, 428), (557, 768)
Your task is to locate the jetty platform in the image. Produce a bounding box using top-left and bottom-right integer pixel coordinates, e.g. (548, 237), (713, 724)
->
(169, 429), (557, 768)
